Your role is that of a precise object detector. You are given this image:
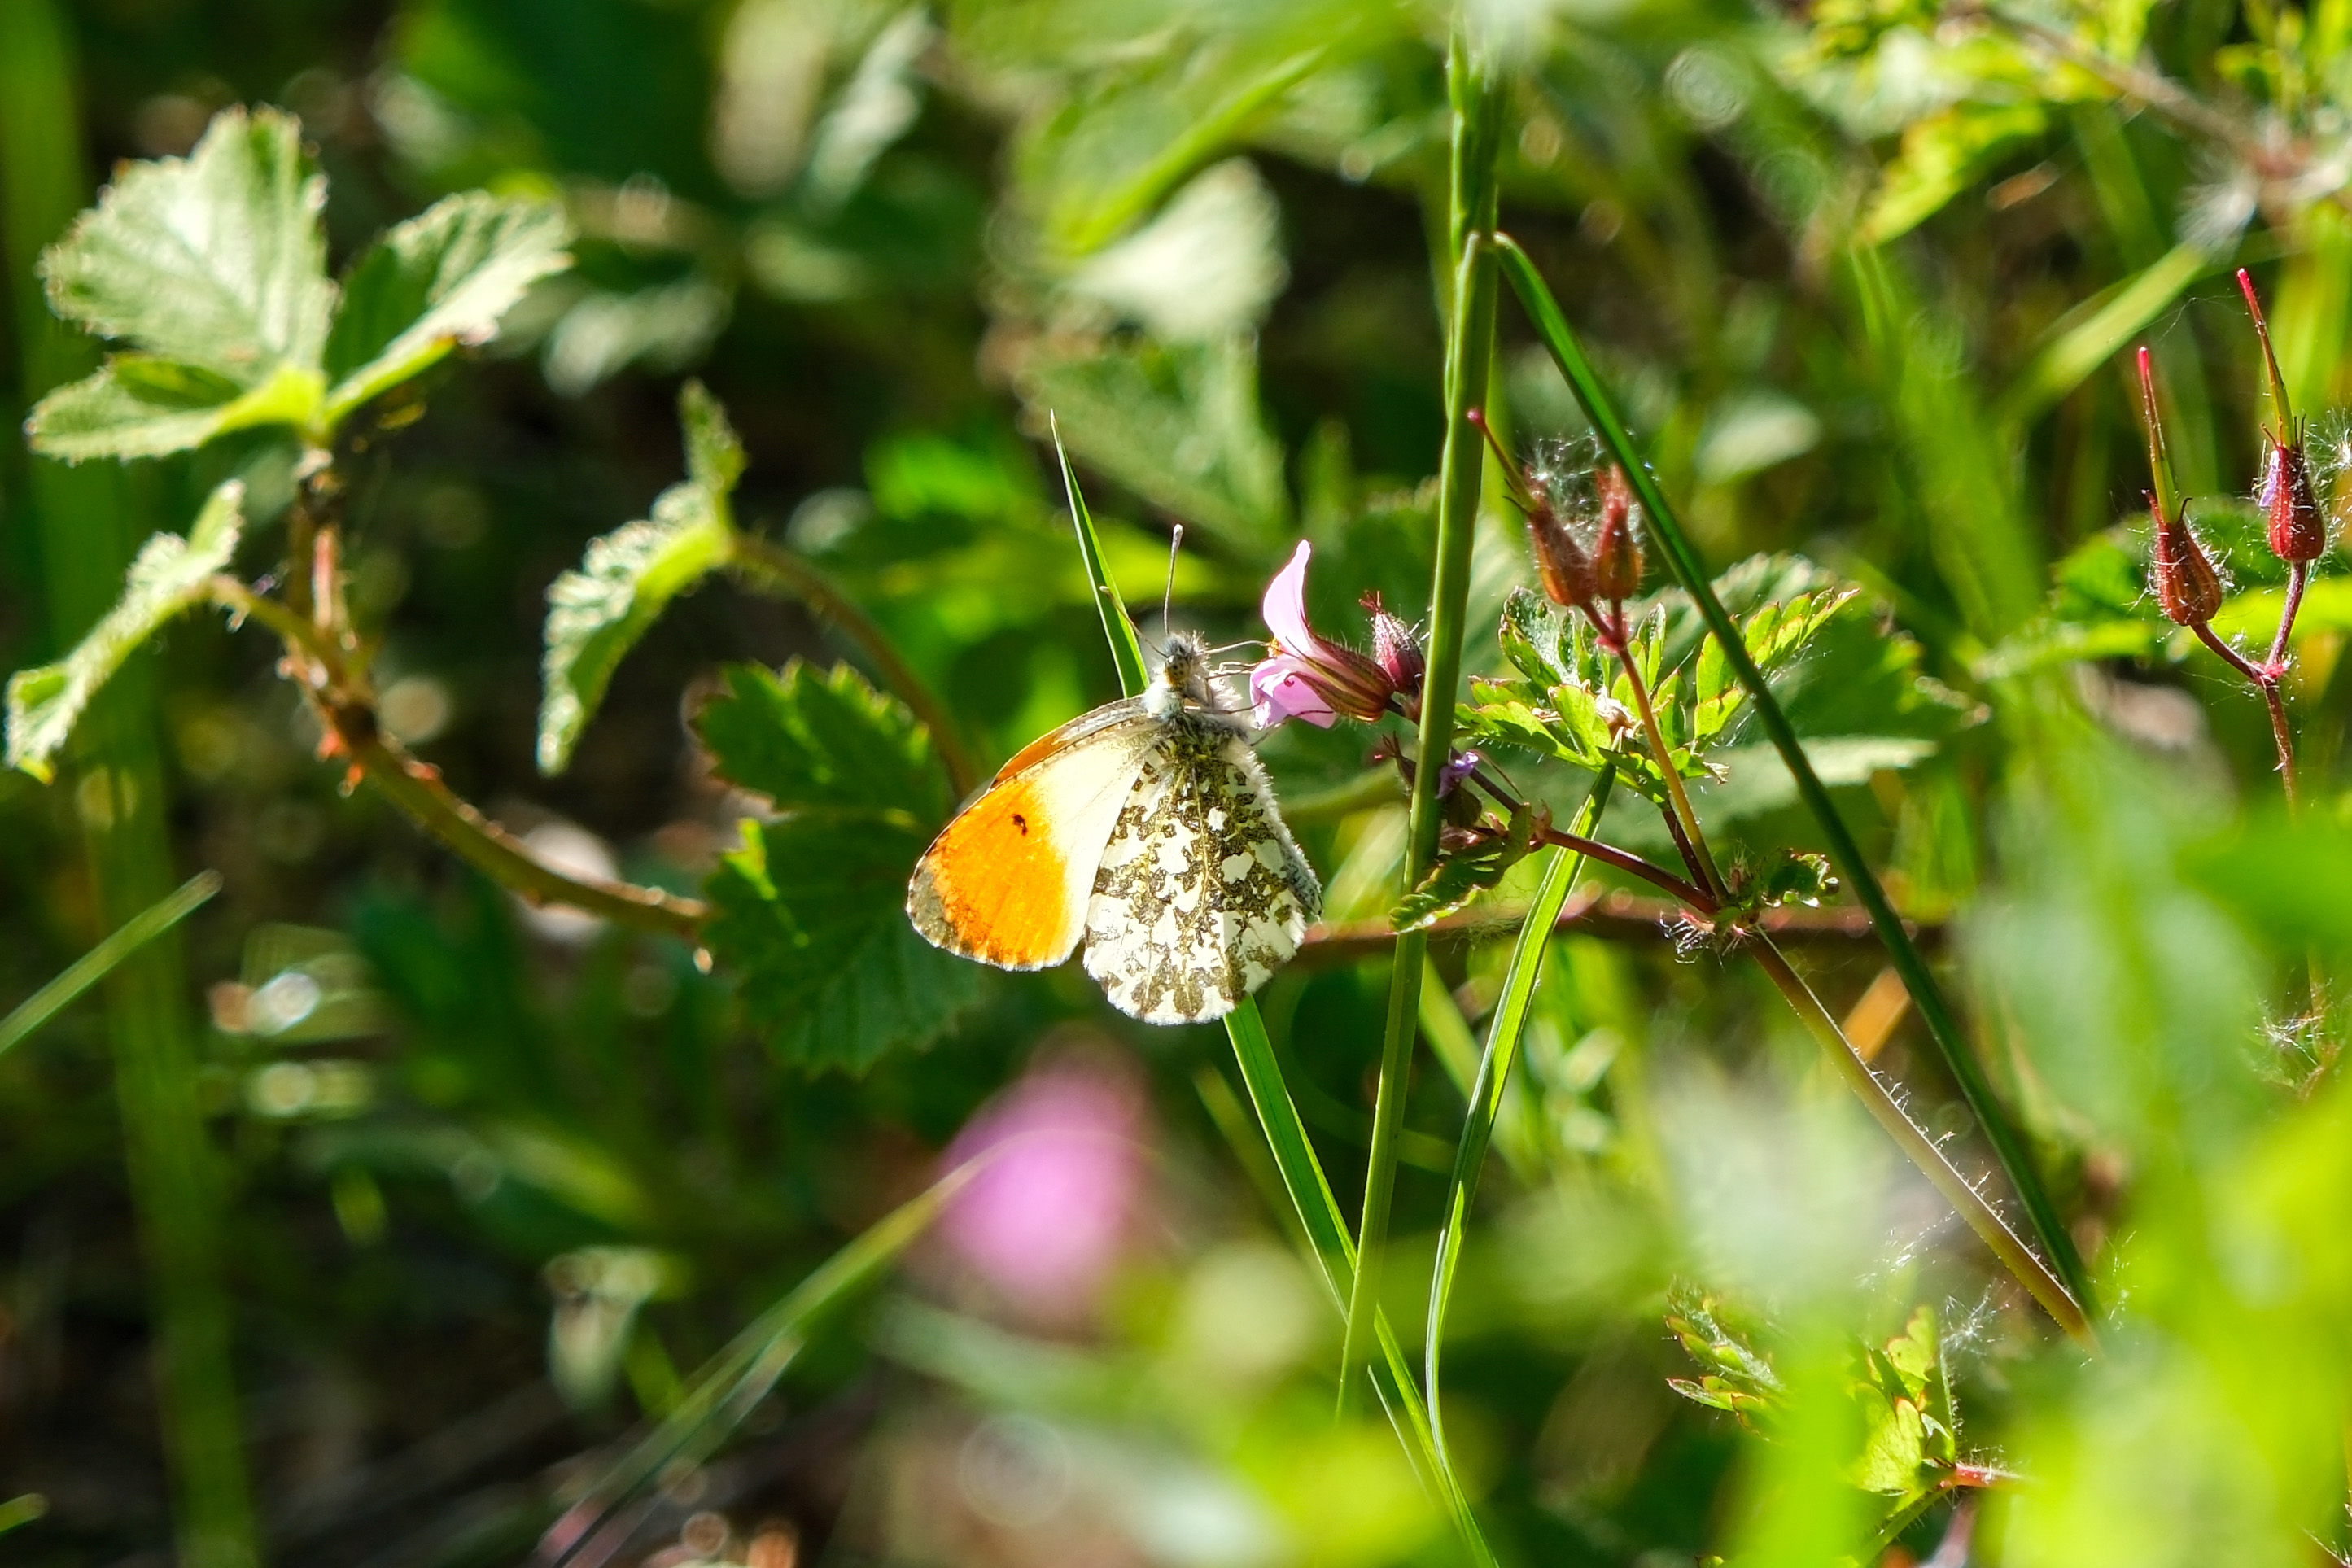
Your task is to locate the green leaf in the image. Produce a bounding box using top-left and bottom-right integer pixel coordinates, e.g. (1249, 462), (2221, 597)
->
(1859, 101), (2048, 245)
(1016, 333), (1288, 552)
(697, 661), (973, 1072)
(321, 190), (572, 426)
(6, 481), (245, 782)
(693, 662), (942, 823)
(37, 106), (331, 386)
(28, 357), (325, 463)
(536, 384), (741, 774)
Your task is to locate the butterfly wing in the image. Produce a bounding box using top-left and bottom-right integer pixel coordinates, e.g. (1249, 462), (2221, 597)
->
(1082, 719), (1322, 1024)
(907, 699), (1161, 971)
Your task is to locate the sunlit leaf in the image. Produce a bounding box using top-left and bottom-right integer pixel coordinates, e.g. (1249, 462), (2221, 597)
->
(6, 481), (244, 782)
(28, 358), (323, 463)
(37, 107), (331, 384)
(322, 190), (573, 425)
(536, 383), (740, 774)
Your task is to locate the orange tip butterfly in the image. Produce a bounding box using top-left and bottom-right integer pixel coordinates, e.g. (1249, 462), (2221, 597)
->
(906, 631), (1321, 1024)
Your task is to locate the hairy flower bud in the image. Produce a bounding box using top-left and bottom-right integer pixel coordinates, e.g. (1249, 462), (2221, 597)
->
(2150, 499), (2223, 627)
(1362, 592), (1425, 714)
(2261, 440), (2326, 564)
(1590, 463), (1644, 601)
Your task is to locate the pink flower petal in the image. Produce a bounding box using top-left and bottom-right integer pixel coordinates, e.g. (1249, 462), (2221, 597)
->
(1261, 539), (1320, 653)
(942, 1067), (1143, 1315)
(1250, 655), (1340, 729)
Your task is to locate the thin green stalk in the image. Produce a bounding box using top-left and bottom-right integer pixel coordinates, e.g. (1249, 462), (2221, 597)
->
(2, 7), (260, 1562)
(0, 871), (220, 1060)
(1346, 30), (1505, 1410)
(1059, 430), (1495, 1566)
(1493, 234), (2094, 1319)
(1427, 767), (1612, 1465)
(726, 531), (978, 798)
(1746, 937), (2092, 1344)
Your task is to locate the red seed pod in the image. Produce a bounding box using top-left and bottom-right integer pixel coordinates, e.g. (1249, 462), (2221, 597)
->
(2261, 439), (2326, 564)
(2150, 498), (2223, 627)
(1526, 498), (1598, 609)
(1590, 463), (1644, 601)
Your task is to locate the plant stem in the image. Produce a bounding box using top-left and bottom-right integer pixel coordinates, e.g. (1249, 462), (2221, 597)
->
(2, 7), (260, 1560)
(2269, 561), (2309, 675)
(1532, 825), (1713, 908)
(216, 579), (708, 940)
(1615, 642), (1725, 900)
(1427, 768), (1613, 1466)
(1746, 937), (2094, 1344)
(1341, 28), (1503, 1411)
(1493, 234), (2096, 1318)
(727, 532), (978, 797)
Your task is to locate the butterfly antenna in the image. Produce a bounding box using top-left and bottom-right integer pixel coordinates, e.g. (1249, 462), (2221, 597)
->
(1161, 524), (1183, 645)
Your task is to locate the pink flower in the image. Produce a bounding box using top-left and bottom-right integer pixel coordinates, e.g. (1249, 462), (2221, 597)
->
(940, 1061), (1144, 1319)
(1249, 541), (1419, 729)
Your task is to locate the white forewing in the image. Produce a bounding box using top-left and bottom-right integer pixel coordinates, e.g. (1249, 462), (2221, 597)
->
(1082, 718), (1322, 1024)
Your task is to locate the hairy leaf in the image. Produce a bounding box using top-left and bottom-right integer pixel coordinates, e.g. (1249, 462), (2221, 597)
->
(27, 358), (324, 464)
(7, 481), (245, 781)
(322, 190), (573, 425)
(697, 661), (972, 1071)
(536, 384), (741, 774)
(37, 107), (330, 384)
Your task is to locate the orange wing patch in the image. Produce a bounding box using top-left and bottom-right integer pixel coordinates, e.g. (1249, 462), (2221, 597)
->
(908, 773), (1086, 969)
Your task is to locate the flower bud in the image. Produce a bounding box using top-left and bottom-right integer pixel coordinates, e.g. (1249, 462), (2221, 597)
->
(2261, 440), (2326, 564)
(2150, 499), (2223, 627)
(1362, 592), (1425, 712)
(1590, 463), (1644, 601)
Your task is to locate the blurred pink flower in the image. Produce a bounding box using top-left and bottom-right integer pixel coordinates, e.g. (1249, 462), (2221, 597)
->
(940, 1060), (1145, 1317)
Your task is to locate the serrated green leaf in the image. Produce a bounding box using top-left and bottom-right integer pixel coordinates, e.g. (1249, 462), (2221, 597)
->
(537, 385), (741, 774)
(696, 660), (969, 1071)
(1851, 1383), (1930, 1494)
(695, 661), (945, 823)
(321, 190), (572, 426)
(28, 357), (325, 463)
(6, 481), (244, 781)
(1389, 808), (1531, 933)
(39, 106), (331, 386)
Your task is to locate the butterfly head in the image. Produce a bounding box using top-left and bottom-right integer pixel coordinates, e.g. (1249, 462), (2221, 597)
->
(1143, 630), (1217, 719)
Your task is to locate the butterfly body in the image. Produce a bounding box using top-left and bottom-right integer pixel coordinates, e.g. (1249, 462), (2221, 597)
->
(907, 634), (1320, 1024)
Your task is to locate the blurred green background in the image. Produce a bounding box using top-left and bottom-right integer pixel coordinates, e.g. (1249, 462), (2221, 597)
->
(10, 0), (2352, 1564)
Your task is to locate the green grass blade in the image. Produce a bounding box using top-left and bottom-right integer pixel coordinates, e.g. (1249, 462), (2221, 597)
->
(0, 871), (220, 1060)
(1348, 26), (1505, 1414)
(548, 1165), (977, 1566)
(0, 1494), (46, 1538)
(1492, 234), (2093, 1318)
(1060, 448), (1495, 1565)
(1996, 242), (2213, 425)
(1053, 413), (1151, 695)
(1425, 767), (1611, 1465)
(1224, 1001), (1497, 1566)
